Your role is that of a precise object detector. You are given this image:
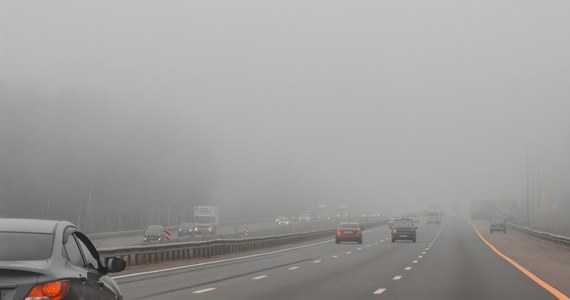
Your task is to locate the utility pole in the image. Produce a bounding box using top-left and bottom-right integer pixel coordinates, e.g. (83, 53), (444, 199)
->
(526, 150), (530, 226)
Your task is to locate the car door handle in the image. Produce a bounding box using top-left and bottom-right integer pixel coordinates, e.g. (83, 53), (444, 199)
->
(97, 281), (105, 288)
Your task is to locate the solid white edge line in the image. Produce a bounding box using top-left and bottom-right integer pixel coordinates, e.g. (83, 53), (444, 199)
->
(193, 288), (216, 294)
(113, 239), (333, 279)
(373, 288), (386, 295)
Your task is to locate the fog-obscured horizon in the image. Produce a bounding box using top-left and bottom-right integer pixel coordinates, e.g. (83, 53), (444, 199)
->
(1, 0), (569, 232)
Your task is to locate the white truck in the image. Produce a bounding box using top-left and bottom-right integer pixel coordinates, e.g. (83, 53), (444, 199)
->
(191, 206), (219, 235)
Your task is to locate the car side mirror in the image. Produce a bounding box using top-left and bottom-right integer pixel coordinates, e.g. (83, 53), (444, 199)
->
(106, 257), (126, 273)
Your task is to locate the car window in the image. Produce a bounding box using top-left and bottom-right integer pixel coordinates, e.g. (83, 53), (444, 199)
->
(0, 232), (53, 260)
(64, 235), (85, 267)
(75, 234), (100, 270)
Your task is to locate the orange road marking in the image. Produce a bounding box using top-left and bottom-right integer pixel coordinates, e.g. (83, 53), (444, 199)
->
(472, 224), (569, 300)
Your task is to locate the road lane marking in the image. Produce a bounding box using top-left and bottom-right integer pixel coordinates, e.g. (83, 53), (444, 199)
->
(393, 276), (402, 280)
(288, 266), (299, 270)
(412, 260), (418, 264)
(373, 288), (386, 295)
(332, 255), (338, 258)
(374, 242), (379, 245)
(405, 267), (412, 271)
(472, 224), (569, 300)
(366, 245), (371, 247)
(418, 255), (423, 258)
(193, 288), (216, 294)
(346, 251), (352, 254)
(425, 248), (429, 250)
(252, 275), (267, 280)
(313, 260), (321, 264)
(357, 247), (362, 250)
(113, 238), (336, 279)
(422, 252), (426, 254)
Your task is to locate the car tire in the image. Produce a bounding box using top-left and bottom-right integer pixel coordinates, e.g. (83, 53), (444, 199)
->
(335, 239), (340, 244)
(391, 238), (395, 243)
(413, 238), (416, 243)
(358, 239), (363, 244)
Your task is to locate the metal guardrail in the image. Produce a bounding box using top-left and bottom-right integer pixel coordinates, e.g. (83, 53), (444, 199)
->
(508, 223), (570, 246)
(98, 220), (387, 267)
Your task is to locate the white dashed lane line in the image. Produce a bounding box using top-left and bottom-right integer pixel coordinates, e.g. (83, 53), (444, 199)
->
(346, 251), (351, 254)
(405, 267), (412, 271)
(252, 275), (268, 280)
(418, 255), (423, 258)
(313, 260), (322, 264)
(366, 245), (371, 247)
(357, 248), (362, 251)
(288, 266), (299, 270)
(332, 255), (338, 258)
(422, 252), (426, 254)
(373, 288), (387, 295)
(393, 276), (402, 280)
(193, 288), (216, 294)
(412, 260), (418, 264)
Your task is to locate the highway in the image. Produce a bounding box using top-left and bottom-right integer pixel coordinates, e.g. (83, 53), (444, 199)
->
(114, 218), (562, 300)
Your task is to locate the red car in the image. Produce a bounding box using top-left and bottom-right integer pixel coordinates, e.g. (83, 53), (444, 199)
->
(335, 222), (363, 244)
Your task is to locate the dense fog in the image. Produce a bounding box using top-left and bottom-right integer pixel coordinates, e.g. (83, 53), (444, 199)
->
(1, 0), (569, 232)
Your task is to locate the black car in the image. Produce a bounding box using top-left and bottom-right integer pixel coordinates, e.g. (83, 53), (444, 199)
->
(0, 218), (126, 300)
(391, 220), (417, 242)
(144, 225), (166, 243)
(490, 218), (507, 234)
(178, 222), (194, 237)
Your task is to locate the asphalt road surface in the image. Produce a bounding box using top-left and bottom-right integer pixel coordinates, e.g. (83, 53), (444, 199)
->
(114, 218), (563, 300)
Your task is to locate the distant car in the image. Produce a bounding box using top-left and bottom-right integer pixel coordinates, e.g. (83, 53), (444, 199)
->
(178, 222), (194, 237)
(388, 215), (401, 228)
(298, 213), (311, 223)
(490, 218), (507, 234)
(0, 218), (126, 300)
(391, 220), (417, 242)
(276, 217), (290, 225)
(335, 222), (363, 244)
(427, 212), (441, 225)
(144, 225), (165, 243)
(407, 213), (420, 223)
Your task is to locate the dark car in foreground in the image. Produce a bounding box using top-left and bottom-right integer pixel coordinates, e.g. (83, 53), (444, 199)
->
(0, 218), (126, 300)
(144, 225), (165, 243)
(490, 218), (507, 234)
(391, 220), (417, 242)
(335, 222), (363, 244)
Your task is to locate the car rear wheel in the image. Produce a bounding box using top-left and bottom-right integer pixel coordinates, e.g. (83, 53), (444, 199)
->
(413, 238), (416, 243)
(335, 239), (340, 244)
(358, 239), (363, 244)
(391, 238), (395, 243)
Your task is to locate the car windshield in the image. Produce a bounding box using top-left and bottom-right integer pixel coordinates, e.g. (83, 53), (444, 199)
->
(338, 223), (359, 229)
(179, 223), (192, 228)
(195, 216), (214, 223)
(0, 233), (53, 260)
(395, 223), (413, 228)
(146, 226), (163, 234)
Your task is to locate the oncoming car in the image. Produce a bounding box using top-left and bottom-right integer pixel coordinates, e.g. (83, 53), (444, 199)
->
(335, 222), (363, 244)
(391, 220), (417, 243)
(0, 218), (126, 300)
(178, 222), (193, 237)
(144, 225), (165, 243)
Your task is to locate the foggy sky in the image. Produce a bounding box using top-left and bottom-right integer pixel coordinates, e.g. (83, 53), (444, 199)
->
(1, 0), (570, 216)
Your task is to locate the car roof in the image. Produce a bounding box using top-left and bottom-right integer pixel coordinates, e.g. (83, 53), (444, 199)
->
(0, 218), (62, 234)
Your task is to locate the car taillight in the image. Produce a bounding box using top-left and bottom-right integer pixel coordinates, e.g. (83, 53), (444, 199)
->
(392, 229), (397, 235)
(25, 280), (70, 300)
(336, 230), (342, 236)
